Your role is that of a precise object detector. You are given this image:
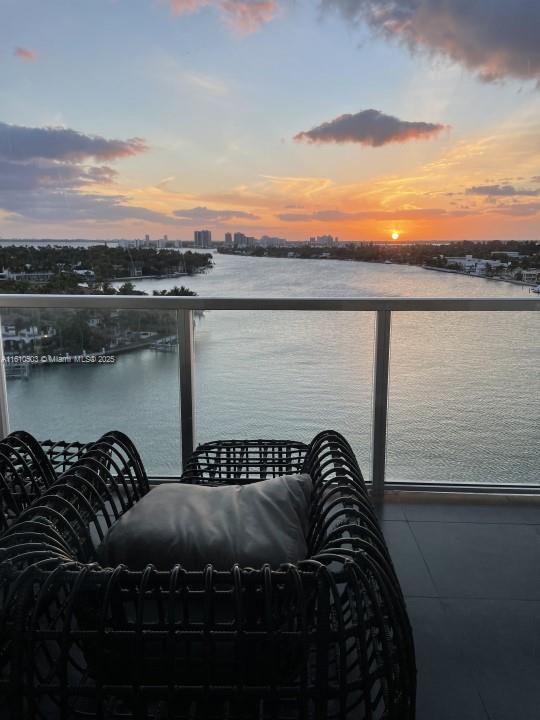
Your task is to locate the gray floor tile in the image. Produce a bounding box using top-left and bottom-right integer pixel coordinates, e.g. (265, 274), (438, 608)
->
(505, 495), (540, 524)
(408, 597), (489, 720)
(411, 521), (540, 599)
(373, 493), (406, 521)
(402, 494), (529, 524)
(442, 598), (540, 720)
(381, 521), (438, 597)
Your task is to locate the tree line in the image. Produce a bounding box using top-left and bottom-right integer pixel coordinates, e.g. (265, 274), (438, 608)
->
(0, 245), (213, 294)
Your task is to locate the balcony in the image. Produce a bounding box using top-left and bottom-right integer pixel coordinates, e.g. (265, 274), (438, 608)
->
(0, 293), (539, 719)
(379, 492), (540, 719)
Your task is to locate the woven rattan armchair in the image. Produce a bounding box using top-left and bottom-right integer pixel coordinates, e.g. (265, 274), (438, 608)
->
(0, 430), (415, 720)
(0, 431), (91, 534)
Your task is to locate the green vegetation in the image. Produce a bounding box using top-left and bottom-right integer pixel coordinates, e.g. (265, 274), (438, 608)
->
(152, 286), (197, 296)
(0, 244), (213, 294)
(0, 253), (203, 357)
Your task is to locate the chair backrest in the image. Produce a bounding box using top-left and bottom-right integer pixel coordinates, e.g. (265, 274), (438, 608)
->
(0, 430), (57, 534)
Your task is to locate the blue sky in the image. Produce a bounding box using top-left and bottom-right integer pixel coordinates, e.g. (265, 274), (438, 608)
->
(1, 0), (539, 240)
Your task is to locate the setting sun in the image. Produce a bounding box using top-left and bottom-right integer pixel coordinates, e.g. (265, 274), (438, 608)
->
(391, 232), (400, 241)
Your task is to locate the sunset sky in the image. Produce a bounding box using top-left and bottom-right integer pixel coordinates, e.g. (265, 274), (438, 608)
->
(1, 0), (540, 241)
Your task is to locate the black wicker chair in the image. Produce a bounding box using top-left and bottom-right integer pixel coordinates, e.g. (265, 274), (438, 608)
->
(0, 431), (92, 535)
(0, 430), (416, 719)
(0, 429), (112, 536)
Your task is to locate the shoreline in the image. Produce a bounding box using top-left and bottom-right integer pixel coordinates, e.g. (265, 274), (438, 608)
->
(112, 272), (188, 281)
(422, 265), (536, 288)
(216, 251), (537, 290)
(5, 334), (178, 378)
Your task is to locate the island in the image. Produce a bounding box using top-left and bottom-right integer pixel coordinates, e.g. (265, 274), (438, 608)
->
(0, 244), (212, 295)
(0, 245), (212, 374)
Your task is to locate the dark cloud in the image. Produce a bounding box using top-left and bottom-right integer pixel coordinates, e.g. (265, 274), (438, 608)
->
(173, 205), (259, 221)
(0, 120), (157, 225)
(322, 0), (540, 82)
(0, 190), (180, 225)
(492, 201), (540, 216)
(294, 109), (446, 147)
(466, 184), (540, 197)
(0, 159), (117, 191)
(0, 121), (147, 162)
(2, 191), (263, 227)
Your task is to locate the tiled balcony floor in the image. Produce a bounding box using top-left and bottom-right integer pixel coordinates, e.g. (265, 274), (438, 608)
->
(378, 492), (540, 720)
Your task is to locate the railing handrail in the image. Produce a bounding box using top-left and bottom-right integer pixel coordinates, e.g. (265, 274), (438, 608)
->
(0, 294), (538, 493)
(0, 294), (538, 311)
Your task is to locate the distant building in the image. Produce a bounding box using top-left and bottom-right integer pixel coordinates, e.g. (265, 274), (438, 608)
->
(309, 235), (335, 247)
(224, 232), (233, 247)
(2, 323), (56, 347)
(234, 232), (247, 248)
(446, 255), (508, 273)
(521, 268), (540, 283)
(127, 262), (143, 277)
(194, 230), (212, 248)
(260, 235), (287, 248)
(73, 269), (96, 283)
(491, 251), (522, 259)
(445, 255), (479, 271)
(145, 234), (150, 244)
(0, 270), (54, 284)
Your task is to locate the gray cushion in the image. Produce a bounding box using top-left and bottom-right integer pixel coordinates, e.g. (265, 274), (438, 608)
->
(98, 474), (312, 571)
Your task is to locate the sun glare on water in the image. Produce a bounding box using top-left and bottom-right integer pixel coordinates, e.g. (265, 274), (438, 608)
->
(391, 232), (400, 241)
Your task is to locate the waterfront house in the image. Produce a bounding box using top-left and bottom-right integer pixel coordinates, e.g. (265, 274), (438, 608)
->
(445, 255), (509, 274)
(521, 268), (540, 283)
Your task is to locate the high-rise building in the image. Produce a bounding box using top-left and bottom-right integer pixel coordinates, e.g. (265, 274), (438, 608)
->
(145, 234), (150, 244)
(224, 232), (233, 246)
(234, 232), (247, 247)
(194, 230), (212, 248)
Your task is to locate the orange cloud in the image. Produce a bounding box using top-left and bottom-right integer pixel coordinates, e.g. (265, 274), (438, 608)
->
(220, 1), (277, 33)
(14, 47), (37, 62)
(169, 0), (277, 33)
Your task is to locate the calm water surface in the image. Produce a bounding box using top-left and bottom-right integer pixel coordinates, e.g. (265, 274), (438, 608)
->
(7, 253), (539, 485)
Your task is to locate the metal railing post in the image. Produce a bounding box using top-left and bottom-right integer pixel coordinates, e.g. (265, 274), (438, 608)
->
(0, 318), (10, 439)
(372, 309), (391, 499)
(177, 309), (195, 469)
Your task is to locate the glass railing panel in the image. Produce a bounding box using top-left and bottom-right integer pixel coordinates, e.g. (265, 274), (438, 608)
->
(194, 310), (375, 481)
(386, 311), (539, 485)
(3, 307), (181, 475)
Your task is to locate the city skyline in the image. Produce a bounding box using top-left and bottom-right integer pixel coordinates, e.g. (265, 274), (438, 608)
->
(1, 1), (540, 242)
